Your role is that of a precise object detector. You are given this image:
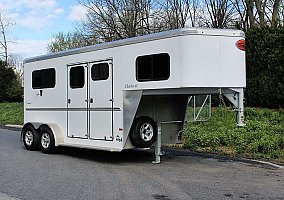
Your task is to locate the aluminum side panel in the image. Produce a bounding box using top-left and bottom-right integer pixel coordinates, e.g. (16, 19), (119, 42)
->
(123, 90), (143, 146)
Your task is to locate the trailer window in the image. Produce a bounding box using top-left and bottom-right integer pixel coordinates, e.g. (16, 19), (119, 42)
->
(136, 53), (170, 82)
(91, 63), (109, 81)
(32, 68), (56, 89)
(70, 66), (85, 89)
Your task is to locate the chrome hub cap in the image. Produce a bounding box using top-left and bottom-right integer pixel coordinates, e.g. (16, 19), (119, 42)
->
(41, 133), (50, 149)
(140, 123), (154, 141)
(25, 131), (33, 146)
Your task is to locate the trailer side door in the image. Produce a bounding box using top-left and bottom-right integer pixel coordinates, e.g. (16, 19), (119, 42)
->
(67, 64), (88, 139)
(89, 59), (113, 140)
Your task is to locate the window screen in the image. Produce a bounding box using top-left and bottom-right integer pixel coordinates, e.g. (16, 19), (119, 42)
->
(32, 68), (56, 89)
(136, 53), (170, 81)
(70, 66), (85, 89)
(91, 63), (109, 81)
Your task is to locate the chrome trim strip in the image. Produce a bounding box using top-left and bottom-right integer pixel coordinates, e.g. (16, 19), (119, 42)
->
(26, 108), (121, 111)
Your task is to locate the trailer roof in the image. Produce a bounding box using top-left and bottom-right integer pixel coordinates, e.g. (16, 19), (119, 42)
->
(24, 28), (244, 64)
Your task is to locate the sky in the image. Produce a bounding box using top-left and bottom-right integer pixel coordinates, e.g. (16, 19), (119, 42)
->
(0, 0), (88, 59)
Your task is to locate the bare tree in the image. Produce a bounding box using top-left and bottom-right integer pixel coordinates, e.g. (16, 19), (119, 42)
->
(0, 12), (13, 65)
(245, 0), (282, 28)
(49, 0), (283, 54)
(230, 0), (283, 31)
(80, 0), (165, 43)
(202, 0), (237, 28)
(231, 0), (249, 31)
(8, 53), (24, 83)
(189, 0), (200, 27)
(163, 0), (191, 29)
(47, 31), (94, 53)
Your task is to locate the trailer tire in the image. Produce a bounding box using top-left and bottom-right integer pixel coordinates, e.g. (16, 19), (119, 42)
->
(22, 125), (40, 151)
(130, 117), (157, 148)
(39, 126), (55, 154)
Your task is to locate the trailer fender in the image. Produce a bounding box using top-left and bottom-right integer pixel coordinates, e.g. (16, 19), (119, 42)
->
(22, 122), (64, 146)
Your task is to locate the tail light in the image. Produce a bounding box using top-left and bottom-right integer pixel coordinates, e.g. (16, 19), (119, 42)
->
(236, 39), (245, 51)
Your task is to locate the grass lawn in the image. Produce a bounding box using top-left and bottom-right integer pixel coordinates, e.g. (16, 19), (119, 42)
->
(0, 102), (23, 125)
(184, 107), (284, 162)
(0, 102), (283, 162)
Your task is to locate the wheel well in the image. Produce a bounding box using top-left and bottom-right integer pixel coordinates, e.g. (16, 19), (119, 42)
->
(22, 123), (34, 130)
(38, 124), (52, 133)
(132, 116), (156, 126)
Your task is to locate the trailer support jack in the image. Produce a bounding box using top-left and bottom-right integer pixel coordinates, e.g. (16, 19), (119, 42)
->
(152, 122), (164, 164)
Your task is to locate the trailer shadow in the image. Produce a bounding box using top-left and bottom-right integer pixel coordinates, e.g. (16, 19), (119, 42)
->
(55, 146), (226, 164)
(55, 146), (281, 169)
(56, 146), (156, 163)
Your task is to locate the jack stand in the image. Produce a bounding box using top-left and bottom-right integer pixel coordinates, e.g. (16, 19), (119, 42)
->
(237, 89), (245, 127)
(152, 122), (164, 164)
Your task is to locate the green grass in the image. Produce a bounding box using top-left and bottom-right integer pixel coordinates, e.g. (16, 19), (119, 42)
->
(0, 102), (283, 161)
(184, 107), (284, 161)
(0, 102), (23, 125)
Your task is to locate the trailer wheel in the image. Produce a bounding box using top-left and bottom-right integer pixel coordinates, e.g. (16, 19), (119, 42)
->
(39, 126), (55, 154)
(130, 117), (157, 148)
(22, 125), (40, 151)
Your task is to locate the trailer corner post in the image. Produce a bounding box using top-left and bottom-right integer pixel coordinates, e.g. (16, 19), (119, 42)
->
(224, 88), (246, 127)
(152, 122), (162, 164)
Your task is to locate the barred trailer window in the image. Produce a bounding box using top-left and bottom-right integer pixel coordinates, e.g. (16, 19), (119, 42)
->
(32, 68), (56, 89)
(136, 53), (170, 82)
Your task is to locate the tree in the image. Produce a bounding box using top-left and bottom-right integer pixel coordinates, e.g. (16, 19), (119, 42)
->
(201, 0), (238, 28)
(246, 27), (284, 108)
(162, 0), (199, 29)
(80, 0), (166, 42)
(234, 0), (283, 31)
(0, 12), (13, 65)
(0, 60), (23, 102)
(47, 31), (93, 53)
(8, 54), (24, 84)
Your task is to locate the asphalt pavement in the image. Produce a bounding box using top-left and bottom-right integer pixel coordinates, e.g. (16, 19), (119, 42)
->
(0, 128), (283, 200)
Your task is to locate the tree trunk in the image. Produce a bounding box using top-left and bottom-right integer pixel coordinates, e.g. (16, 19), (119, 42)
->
(271, 0), (280, 26)
(245, 0), (255, 28)
(254, 0), (265, 26)
(0, 13), (8, 65)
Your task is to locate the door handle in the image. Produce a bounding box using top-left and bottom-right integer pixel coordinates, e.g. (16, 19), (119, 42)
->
(68, 99), (71, 104)
(90, 98), (94, 103)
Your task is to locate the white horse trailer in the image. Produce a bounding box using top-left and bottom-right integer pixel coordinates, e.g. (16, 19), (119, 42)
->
(22, 28), (246, 156)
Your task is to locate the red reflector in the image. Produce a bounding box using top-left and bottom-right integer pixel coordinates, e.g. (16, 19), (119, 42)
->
(236, 39), (245, 51)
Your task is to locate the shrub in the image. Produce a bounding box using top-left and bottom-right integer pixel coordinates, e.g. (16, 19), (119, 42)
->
(246, 27), (284, 108)
(0, 60), (23, 102)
